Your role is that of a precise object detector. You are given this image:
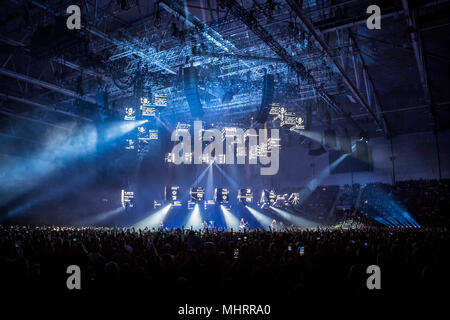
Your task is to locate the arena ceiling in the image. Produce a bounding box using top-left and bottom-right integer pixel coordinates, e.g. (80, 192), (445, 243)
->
(0, 0), (449, 156)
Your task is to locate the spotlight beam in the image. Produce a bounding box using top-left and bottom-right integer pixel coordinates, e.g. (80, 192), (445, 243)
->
(213, 162), (239, 189)
(76, 207), (125, 226)
(220, 205), (240, 230)
(298, 153), (349, 204)
(186, 204), (202, 229)
(134, 204), (172, 229)
(270, 206), (320, 228)
(245, 205), (272, 229)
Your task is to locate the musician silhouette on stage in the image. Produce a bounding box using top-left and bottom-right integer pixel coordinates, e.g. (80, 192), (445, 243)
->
(270, 219), (278, 231)
(239, 218), (248, 230)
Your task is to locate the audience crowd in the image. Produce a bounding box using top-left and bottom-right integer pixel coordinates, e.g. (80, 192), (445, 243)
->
(1, 224), (448, 297)
(1, 179), (449, 298)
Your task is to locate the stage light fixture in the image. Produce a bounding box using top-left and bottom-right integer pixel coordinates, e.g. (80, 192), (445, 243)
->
(288, 193), (300, 205)
(190, 187), (205, 202)
(204, 199), (215, 210)
(259, 189), (276, 208)
(238, 188), (253, 203)
(165, 153), (175, 163)
(124, 107), (136, 121)
(274, 193), (289, 207)
(125, 138), (135, 150)
(214, 188), (229, 204)
(141, 95), (166, 117)
(154, 200), (163, 209)
(121, 189), (134, 208)
(165, 186), (180, 204)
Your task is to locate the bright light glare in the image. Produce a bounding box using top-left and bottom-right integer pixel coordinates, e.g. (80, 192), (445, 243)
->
(134, 204), (172, 229)
(245, 205), (272, 229)
(220, 205), (240, 229)
(77, 207), (125, 226)
(270, 206), (319, 228)
(105, 120), (147, 141)
(186, 204), (202, 229)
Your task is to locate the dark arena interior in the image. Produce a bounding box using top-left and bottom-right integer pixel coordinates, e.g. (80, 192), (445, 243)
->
(0, 0), (450, 314)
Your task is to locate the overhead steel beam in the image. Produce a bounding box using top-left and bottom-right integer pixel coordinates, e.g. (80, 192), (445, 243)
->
(318, 0), (450, 33)
(402, 0), (441, 179)
(159, 0), (250, 72)
(219, 0), (362, 132)
(30, 0), (177, 75)
(85, 26), (177, 75)
(320, 11), (400, 34)
(159, 0), (238, 53)
(0, 92), (92, 122)
(52, 57), (110, 82)
(0, 132), (45, 146)
(0, 109), (71, 131)
(402, 0), (433, 107)
(0, 67), (97, 104)
(286, 0), (384, 134)
(349, 34), (390, 136)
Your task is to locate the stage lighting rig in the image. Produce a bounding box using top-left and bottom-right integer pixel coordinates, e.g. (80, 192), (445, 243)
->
(164, 186), (181, 207)
(188, 201), (196, 210)
(274, 194), (289, 208)
(124, 107), (136, 121)
(153, 93), (167, 107)
(221, 127), (243, 144)
(269, 105), (284, 118)
(125, 138), (135, 150)
(165, 153), (175, 163)
(154, 200), (163, 209)
(238, 188), (253, 203)
(288, 193), (300, 206)
(260, 189), (277, 208)
(148, 129), (159, 140)
(138, 127), (159, 141)
(204, 199), (215, 210)
(141, 95), (167, 117)
(165, 186), (180, 203)
(214, 188), (230, 204)
(269, 104), (305, 131)
(141, 97), (156, 117)
(121, 190), (134, 208)
(190, 187), (205, 202)
(289, 117), (305, 131)
(176, 122), (191, 132)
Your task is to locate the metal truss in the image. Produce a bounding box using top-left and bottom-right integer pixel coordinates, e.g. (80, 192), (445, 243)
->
(217, 0), (362, 132)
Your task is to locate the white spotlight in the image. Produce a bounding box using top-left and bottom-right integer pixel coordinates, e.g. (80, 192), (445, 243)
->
(220, 205), (240, 230)
(134, 204), (172, 229)
(186, 204), (202, 229)
(270, 206), (319, 228)
(245, 205), (272, 229)
(77, 207), (125, 226)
